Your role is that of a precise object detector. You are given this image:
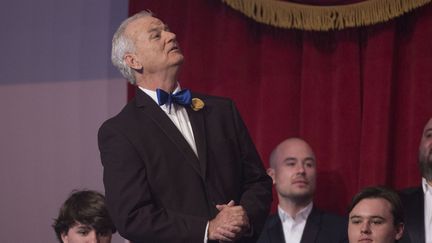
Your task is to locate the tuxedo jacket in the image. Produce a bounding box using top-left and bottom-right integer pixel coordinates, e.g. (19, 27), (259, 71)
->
(98, 89), (272, 243)
(399, 186), (425, 243)
(257, 207), (348, 243)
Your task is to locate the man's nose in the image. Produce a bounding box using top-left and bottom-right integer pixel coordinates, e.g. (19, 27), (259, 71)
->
(86, 231), (99, 243)
(360, 222), (371, 234)
(164, 30), (177, 42)
(296, 164), (306, 174)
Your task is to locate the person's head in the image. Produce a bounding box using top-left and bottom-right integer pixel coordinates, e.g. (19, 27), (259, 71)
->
(53, 190), (116, 243)
(348, 186), (404, 243)
(267, 138), (316, 205)
(419, 117), (432, 182)
(111, 10), (184, 84)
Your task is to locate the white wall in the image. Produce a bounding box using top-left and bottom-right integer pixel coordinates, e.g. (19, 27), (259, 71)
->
(0, 1), (128, 242)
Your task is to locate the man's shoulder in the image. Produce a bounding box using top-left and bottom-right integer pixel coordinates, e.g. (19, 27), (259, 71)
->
(399, 186), (423, 205)
(99, 98), (138, 130)
(312, 207), (346, 225)
(308, 207), (348, 242)
(262, 213), (281, 229)
(192, 92), (233, 106)
(399, 186), (422, 197)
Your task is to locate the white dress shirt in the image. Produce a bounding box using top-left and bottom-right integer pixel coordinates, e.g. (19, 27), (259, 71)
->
(278, 202), (313, 243)
(423, 178), (432, 243)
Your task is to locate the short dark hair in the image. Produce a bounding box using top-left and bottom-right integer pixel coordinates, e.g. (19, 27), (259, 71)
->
(348, 186), (404, 225)
(52, 190), (116, 242)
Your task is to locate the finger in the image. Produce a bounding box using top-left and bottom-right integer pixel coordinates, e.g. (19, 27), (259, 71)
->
(214, 232), (233, 242)
(216, 227), (237, 240)
(219, 224), (242, 234)
(227, 200), (235, 207)
(216, 200), (236, 211)
(216, 204), (225, 211)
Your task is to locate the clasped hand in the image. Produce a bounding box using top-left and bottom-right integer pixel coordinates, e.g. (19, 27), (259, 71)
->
(208, 200), (250, 242)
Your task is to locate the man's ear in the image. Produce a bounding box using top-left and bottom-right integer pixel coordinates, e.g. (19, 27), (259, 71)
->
(394, 223), (404, 240)
(124, 53), (142, 70)
(266, 168), (276, 184)
(61, 231), (69, 243)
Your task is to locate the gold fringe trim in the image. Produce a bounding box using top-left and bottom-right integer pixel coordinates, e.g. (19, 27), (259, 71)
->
(221, 0), (432, 31)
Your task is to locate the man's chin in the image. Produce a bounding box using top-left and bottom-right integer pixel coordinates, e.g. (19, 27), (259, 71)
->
(289, 191), (313, 202)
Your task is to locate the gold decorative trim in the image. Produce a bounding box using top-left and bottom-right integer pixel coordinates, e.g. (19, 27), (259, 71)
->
(222, 0), (432, 31)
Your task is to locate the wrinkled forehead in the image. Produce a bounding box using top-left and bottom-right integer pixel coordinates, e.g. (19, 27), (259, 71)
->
(126, 16), (165, 37)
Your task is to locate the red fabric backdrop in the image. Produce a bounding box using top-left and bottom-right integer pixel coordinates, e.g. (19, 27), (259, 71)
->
(128, 0), (432, 214)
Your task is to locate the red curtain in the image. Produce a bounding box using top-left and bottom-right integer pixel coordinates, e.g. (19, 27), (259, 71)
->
(128, 0), (432, 214)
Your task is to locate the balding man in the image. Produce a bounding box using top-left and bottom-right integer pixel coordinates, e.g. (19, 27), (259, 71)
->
(257, 138), (347, 243)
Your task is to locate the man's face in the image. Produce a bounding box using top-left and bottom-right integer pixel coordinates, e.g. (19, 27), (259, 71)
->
(419, 118), (432, 181)
(348, 198), (403, 243)
(61, 223), (112, 243)
(267, 139), (316, 203)
(124, 16), (184, 74)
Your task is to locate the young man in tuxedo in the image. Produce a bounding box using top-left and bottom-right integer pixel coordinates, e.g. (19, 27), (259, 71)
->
(98, 10), (272, 243)
(257, 138), (347, 243)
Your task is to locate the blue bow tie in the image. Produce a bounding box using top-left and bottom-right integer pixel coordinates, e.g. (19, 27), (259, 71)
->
(156, 88), (192, 112)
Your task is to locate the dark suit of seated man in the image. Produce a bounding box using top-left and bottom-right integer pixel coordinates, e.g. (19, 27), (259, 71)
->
(257, 138), (347, 243)
(98, 10), (272, 243)
(399, 117), (432, 243)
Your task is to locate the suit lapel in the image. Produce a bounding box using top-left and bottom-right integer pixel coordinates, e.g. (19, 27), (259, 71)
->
(406, 188), (425, 243)
(300, 207), (320, 243)
(135, 90), (203, 179)
(186, 104), (207, 178)
(268, 215), (285, 243)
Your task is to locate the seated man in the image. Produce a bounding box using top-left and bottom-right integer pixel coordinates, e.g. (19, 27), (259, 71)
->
(53, 190), (116, 243)
(258, 138), (347, 243)
(348, 186), (404, 243)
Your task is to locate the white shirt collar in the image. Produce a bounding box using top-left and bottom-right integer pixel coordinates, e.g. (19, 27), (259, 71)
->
(423, 177), (432, 196)
(138, 83), (182, 111)
(278, 202), (313, 223)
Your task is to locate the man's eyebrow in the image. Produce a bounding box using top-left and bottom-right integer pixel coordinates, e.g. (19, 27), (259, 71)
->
(147, 27), (160, 33)
(77, 225), (92, 230)
(283, 157), (297, 162)
(424, 128), (432, 134)
(147, 24), (169, 33)
(370, 216), (385, 220)
(349, 215), (361, 219)
(349, 215), (385, 220)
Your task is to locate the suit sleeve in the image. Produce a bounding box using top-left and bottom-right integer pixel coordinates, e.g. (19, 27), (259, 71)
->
(229, 101), (273, 240)
(98, 122), (207, 243)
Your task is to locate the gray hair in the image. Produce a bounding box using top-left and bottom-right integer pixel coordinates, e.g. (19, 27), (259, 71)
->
(111, 10), (153, 84)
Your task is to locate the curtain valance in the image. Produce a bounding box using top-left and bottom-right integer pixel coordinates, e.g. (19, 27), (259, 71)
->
(222, 0), (431, 30)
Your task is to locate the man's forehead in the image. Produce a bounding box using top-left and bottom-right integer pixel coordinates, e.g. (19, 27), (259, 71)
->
(424, 118), (432, 131)
(128, 16), (165, 33)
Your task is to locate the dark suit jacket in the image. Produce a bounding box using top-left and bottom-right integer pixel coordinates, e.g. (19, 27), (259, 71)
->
(98, 89), (272, 243)
(257, 207), (348, 243)
(399, 186), (425, 243)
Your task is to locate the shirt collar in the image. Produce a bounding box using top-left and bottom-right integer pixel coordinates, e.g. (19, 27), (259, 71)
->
(138, 83), (182, 107)
(278, 202), (313, 223)
(423, 177), (432, 196)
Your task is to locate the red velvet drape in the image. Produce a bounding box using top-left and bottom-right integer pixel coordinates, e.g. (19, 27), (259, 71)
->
(127, 0), (432, 214)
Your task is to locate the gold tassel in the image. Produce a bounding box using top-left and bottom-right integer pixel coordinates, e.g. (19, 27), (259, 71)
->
(221, 0), (432, 31)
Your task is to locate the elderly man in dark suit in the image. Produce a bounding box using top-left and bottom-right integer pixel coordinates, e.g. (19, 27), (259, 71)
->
(399, 117), (432, 243)
(257, 138), (347, 243)
(98, 10), (272, 243)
